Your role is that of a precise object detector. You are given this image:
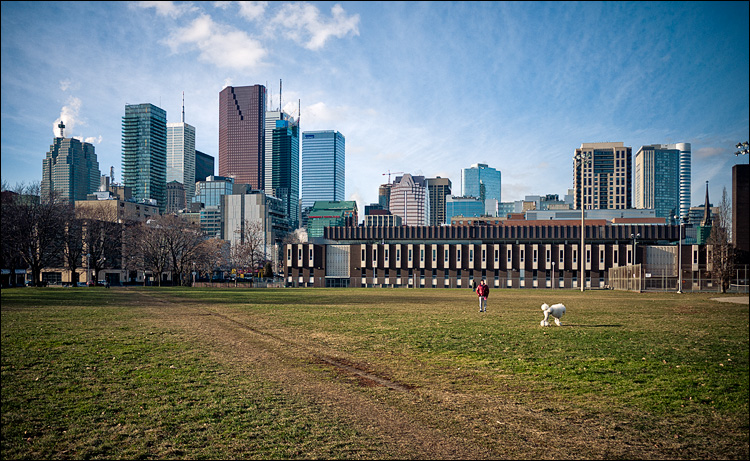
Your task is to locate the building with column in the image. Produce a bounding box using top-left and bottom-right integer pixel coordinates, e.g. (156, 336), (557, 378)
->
(41, 121), (100, 202)
(574, 142), (632, 211)
(634, 144), (680, 220)
(462, 163), (501, 212)
(219, 84), (266, 189)
(300, 130), (345, 212)
(285, 222), (690, 289)
(426, 177), (452, 226)
(389, 174), (428, 226)
(167, 98), (196, 201)
(121, 103), (167, 212)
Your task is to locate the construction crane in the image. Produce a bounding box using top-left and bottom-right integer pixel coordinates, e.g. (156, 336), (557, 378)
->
(382, 170), (404, 184)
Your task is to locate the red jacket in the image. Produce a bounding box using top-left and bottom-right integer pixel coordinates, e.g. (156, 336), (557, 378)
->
(477, 283), (489, 298)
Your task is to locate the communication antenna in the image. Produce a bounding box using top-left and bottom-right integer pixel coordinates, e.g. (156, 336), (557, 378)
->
(181, 91), (185, 123)
(279, 78), (282, 112)
(58, 120), (65, 138)
(298, 99), (301, 124)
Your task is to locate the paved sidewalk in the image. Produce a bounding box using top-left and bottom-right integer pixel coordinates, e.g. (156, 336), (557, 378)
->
(710, 296), (749, 305)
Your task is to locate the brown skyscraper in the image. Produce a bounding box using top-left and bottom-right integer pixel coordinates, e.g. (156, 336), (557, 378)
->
(218, 85), (266, 189)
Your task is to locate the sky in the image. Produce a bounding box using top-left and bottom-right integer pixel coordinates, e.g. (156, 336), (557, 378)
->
(2, 1), (748, 217)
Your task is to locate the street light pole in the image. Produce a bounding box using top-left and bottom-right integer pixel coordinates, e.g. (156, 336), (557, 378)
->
(575, 150), (590, 292)
(552, 261), (555, 290)
(675, 216), (683, 293)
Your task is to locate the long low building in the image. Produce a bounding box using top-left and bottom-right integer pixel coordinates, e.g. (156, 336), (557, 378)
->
(284, 222), (709, 289)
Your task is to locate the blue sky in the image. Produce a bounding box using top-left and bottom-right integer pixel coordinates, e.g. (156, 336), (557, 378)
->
(2, 1), (748, 215)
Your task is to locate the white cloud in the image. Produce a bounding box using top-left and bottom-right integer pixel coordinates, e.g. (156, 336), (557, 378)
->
(236, 1), (268, 21)
(165, 14), (267, 70)
(270, 2), (359, 50)
(135, 1), (196, 18)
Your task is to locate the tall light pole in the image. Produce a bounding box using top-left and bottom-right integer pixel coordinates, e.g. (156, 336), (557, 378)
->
(631, 233), (640, 265)
(574, 150), (591, 292)
(735, 141), (749, 157)
(674, 216), (683, 293)
(552, 261), (555, 290)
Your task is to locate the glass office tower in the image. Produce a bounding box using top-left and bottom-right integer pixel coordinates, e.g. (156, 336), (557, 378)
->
(218, 84), (266, 190)
(462, 163), (501, 205)
(300, 130), (345, 212)
(121, 103), (167, 212)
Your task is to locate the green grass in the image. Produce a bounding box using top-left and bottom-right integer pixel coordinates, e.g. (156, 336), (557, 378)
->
(2, 287), (748, 459)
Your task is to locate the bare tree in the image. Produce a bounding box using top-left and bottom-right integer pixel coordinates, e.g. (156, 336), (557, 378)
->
(156, 214), (204, 286)
(77, 203), (123, 284)
(1, 182), (70, 286)
(126, 219), (170, 286)
(194, 238), (230, 284)
(231, 219), (267, 281)
(707, 187), (736, 293)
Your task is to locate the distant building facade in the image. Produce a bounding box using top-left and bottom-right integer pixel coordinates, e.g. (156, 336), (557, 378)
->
(195, 150), (215, 183)
(121, 103), (167, 212)
(426, 177), (452, 226)
(389, 174), (428, 226)
(41, 122), (100, 202)
(300, 130), (345, 211)
(634, 144), (680, 220)
(574, 142), (631, 211)
(167, 117), (196, 201)
(219, 84), (266, 189)
(462, 163), (501, 205)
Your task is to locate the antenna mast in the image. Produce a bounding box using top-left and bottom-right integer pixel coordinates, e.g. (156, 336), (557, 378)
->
(181, 91), (185, 123)
(298, 99), (301, 124)
(279, 79), (282, 112)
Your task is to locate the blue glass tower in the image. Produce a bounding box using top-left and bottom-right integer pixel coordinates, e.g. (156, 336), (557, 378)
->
(121, 103), (167, 212)
(300, 130), (345, 211)
(461, 163), (501, 205)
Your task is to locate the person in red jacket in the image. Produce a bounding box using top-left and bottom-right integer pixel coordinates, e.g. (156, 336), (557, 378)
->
(477, 279), (489, 312)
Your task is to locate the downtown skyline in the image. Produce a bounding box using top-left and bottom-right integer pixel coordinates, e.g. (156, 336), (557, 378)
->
(2, 1), (748, 216)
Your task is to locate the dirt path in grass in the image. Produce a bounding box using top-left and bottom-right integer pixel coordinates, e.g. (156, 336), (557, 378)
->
(123, 289), (720, 460)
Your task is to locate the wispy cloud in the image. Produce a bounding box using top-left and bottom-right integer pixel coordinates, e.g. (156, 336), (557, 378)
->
(269, 2), (359, 50)
(134, 1), (197, 18)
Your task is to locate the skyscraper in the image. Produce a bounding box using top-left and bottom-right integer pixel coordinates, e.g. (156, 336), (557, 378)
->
(270, 118), (300, 229)
(167, 94), (196, 201)
(389, 174), (428, 226)
(41, 121), (100, 202)
(574, 142), (632, 210)
(675, 143), (692, 220)
(300, 130), (345, 211)
(121, 103), (167, 212)
(634, 144), (680, 219)
(195, 150), (215, 183)
(218, 84), (266, 189)
(264, 109), (296, 196)
(426, 177), (452, 226)
(461, 163), (501, 210)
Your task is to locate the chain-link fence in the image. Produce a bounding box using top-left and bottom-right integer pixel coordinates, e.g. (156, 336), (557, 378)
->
(609, 264), (749, 293)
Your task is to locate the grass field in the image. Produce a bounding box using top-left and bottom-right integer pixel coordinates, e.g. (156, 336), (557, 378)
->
(1, 287), (748, 459)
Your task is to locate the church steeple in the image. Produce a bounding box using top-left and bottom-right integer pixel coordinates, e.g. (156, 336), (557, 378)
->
(701, 181), (712, 227)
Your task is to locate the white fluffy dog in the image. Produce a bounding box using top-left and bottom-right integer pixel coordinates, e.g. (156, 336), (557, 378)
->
(540, 303), (566, 327)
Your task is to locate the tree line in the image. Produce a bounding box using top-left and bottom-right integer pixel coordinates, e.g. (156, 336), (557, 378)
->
(1, 181), (276, 287)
